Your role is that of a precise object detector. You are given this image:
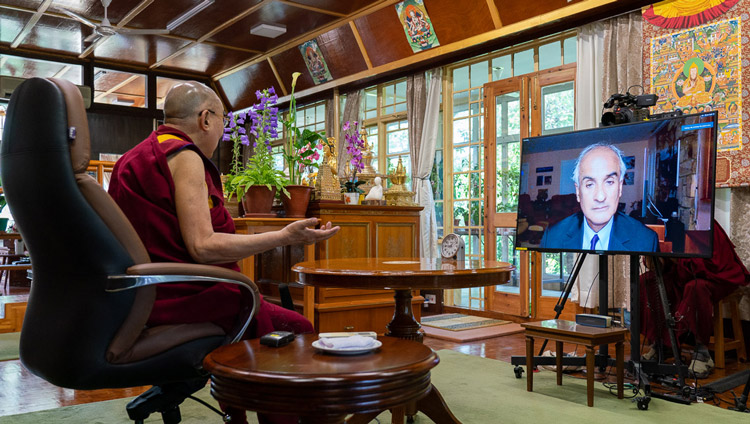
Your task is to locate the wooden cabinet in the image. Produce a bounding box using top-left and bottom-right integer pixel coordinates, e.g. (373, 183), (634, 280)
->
(234, 204), (424, 334)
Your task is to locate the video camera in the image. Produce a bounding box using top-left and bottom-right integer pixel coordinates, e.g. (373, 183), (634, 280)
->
(601, 90), (658, 126)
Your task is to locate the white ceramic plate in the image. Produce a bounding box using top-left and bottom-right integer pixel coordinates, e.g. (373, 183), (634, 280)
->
(311, 339), (382, 355)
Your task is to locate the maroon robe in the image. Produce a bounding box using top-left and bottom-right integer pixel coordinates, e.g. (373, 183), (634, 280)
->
(109, 126), (311, 339)
(640, 221), (750, 346)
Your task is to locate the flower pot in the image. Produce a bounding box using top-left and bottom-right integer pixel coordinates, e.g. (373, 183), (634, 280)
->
(281, 185), (313, 218)
(242, 186), (277, 218)
(224, 194), (243, 218)
(343, 192), (360, 205)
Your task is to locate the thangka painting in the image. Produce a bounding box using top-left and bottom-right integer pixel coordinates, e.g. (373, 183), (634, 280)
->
(299, 39), (332, 85)
(395, 0), (439, 53)
(650, 19), (742, 153)
(643, 0), (739, 29)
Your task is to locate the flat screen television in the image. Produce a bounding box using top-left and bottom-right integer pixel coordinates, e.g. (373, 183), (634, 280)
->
(515, 111), (717, 258)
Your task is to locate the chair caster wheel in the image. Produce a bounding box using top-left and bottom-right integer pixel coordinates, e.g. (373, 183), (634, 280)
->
(636, 396), (650, 410)
(407, 415), (415, 423)
(514, 366), (524, 378)
(681, 386), (693, 399)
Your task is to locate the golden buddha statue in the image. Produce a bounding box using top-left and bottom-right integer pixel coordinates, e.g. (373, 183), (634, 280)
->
(384, 155), (416, 206)
(313, 136), (343, 202)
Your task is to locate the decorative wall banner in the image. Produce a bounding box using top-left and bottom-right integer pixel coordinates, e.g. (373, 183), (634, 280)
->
(299, 39), (333, 85)
(643, 0), (739, 29)
(395, 0), (439, 53)
(650, 18), (742, 153)
(644, 1), (750, 187)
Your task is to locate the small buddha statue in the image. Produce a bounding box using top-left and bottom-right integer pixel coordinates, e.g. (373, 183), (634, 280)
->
(365, 176), (383, 201)
(388, 156), (407, 191)
(360, 130), (377, 176)
(325, 136), (338, 177)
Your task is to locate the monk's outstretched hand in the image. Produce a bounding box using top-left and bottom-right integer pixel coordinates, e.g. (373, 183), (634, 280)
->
(283, 218), (340, 245)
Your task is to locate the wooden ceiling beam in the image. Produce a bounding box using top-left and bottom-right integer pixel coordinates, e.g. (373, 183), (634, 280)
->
(267, 57), (288, 96)
(276, 0), (346, 18)
(485, 0), (503, 29)
(350, 21), (372, 70)
(10, 0), (53, 49)
(116, 0), (156, 29)
(150, 0), (272, 70)
(212, 0), (401, 81)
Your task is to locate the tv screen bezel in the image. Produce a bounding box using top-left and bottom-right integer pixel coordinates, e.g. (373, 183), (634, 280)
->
(514, 111), (718, 259)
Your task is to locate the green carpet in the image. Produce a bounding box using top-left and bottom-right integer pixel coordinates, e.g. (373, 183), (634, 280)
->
(1, 350), (746, 423)
(0, 332), (19, 361)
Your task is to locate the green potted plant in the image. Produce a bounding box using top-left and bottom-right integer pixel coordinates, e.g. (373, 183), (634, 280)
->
(280, 72), (326, 217)
(224, 88), (289, 217)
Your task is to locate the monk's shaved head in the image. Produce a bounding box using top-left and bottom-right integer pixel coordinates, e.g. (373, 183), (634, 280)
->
(163, 81), (221, 123)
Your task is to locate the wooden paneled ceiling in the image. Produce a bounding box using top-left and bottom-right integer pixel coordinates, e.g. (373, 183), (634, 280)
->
(0, 0), (656, 111)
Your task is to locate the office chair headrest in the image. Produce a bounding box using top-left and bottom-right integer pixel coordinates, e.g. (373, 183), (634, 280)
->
(48, 78), (90, 175)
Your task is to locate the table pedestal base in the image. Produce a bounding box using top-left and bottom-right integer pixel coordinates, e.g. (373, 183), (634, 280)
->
(386, 290), (424, 342)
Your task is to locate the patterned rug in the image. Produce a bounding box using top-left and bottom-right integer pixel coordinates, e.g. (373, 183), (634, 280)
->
(421, 313), (510, 331)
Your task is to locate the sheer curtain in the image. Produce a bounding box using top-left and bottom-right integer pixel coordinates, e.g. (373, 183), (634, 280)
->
(407, 69), (442, 258)
(572, 11), (642, 309)
(338, 90), (362, 176)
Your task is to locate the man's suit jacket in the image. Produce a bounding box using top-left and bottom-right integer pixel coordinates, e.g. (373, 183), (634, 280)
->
(539, 211), (659, 252)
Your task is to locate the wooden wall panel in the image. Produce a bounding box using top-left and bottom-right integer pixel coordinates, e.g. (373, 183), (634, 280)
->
(426, 0), (495, 44)
(324, 222), (371, 259)
(290, 0), (380, 15)
(207, 2), (338, 52)
(216, 60), (278, 110)
(317, 25), (368, 77)
(375, 223), (417, 257)
(272, 48), (316, 92)
(159, 44), (254, 76)
(494, 0), (585, 27)
(86, 112), (154, 157)
(94, 35), (191, 69)
(354, 6), (414, 68)
(165, 0), (264, 40)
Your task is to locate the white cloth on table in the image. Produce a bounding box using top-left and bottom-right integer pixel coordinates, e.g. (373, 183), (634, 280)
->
(317, 335), (376, 349)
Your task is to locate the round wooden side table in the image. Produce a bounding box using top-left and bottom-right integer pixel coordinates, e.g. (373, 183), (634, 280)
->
(204, 334), (439, 423)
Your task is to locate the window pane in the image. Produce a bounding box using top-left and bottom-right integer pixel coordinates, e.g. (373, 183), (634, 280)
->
(454, 174), (469, 200)
(470, 61), (488, 88)
(563, 36), (577, 64)
(513, 48), (534, 75)
(539, 41), (561, 71)
(453, 200), (469, 226)
(496, 141), (520, 213)
(495, 228), (520, 292)
(93, 68), (146, 108)
(156, 77), (186, 110)
(453, 146), (470, 172)
(453, 66), (469, 92)
(491, 55), (511, 80)
(453, 118), (470, 145)
(432, 149), (444, 202)
(541, 81), (574, 135)
(1, 55), (83, 85)
(453, 91), (469, 119)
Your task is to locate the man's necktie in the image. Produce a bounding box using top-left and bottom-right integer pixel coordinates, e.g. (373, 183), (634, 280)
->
(590, 234), (599, 251)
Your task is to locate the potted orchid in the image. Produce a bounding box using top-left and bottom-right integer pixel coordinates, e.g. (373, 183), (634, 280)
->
(279, 72), (326, 217)
(341, 120), (366, 204)
(224, 88), (289, 216)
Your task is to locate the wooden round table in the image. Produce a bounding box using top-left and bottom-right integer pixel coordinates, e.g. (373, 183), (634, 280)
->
(204, 334), (438, 424)
(292, 257), (513, 423)
(292, 257), (513, 342)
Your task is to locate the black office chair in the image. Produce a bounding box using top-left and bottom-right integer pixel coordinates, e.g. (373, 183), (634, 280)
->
(0, 77), (260, 423)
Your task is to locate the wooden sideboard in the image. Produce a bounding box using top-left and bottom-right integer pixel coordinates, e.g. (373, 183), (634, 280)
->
(234, 203), (424, 333)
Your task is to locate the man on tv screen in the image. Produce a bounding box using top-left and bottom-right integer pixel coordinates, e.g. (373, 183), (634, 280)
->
(540, 143), (659, 252)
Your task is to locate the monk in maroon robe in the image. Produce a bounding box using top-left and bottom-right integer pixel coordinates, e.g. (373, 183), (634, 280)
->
(640, 221), (750, 377)
(109, 81), (339, 424)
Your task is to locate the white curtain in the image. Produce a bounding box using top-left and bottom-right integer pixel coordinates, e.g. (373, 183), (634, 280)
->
(571, 12), (643, 310)
(571, 21), (606, 309)
(415, 68), (442, 258)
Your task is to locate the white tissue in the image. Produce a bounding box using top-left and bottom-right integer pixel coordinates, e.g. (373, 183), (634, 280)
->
(318, 335), (376, 349)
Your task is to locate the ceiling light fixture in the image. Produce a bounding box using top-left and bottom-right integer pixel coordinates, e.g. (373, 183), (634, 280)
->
(250, 23), (287, 38)
(167, 0), (215, 31)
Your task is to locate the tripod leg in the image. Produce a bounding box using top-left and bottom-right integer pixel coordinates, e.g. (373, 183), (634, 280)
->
(538, 252), (587, 356)
(652, 258), (688, 387)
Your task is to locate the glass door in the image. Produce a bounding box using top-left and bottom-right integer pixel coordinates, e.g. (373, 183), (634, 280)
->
(483, 76), (528, 317)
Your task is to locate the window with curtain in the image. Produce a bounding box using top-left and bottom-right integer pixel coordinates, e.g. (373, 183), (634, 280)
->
(362, 79), (410, 187)
(93, 67), (146, 108)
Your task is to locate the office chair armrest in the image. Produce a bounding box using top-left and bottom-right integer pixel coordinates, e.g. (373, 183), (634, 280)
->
(107, 263), (260, 343)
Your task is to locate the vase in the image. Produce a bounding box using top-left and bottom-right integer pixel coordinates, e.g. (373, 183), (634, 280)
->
(242, 186), (277, 218)
(343, 192), (360, 205)
(281, 185), (313, 218)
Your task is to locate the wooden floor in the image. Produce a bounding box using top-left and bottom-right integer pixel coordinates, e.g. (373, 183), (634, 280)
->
(1, 317), (749, 418)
